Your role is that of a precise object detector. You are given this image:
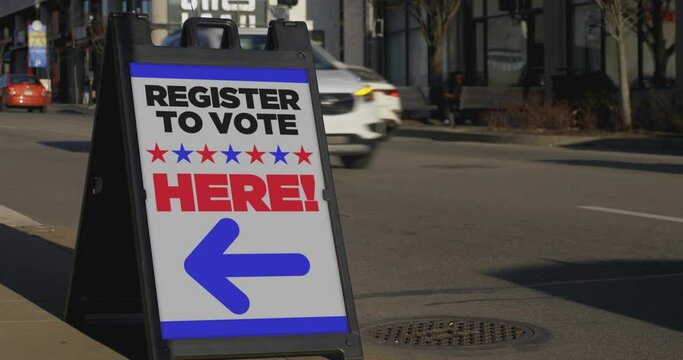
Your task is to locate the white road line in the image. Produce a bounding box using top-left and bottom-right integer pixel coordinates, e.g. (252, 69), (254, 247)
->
(578, 206), (683, 224)
(0, 205), (41, 227)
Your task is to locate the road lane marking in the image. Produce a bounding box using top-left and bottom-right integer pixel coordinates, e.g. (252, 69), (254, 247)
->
(578, 206), (683, 224)
(0, 205), (41, 227)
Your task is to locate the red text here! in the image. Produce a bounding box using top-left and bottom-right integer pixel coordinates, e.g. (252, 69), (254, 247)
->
(153, 173), (320, 212)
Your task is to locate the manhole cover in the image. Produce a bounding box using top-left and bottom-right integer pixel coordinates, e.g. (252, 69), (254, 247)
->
(366, 318), (536, 348)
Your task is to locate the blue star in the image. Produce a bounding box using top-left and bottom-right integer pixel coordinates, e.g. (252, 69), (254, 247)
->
(173, 143), (193, 163)
(270, 145), (289, 164)
(221, 145), (241, 164)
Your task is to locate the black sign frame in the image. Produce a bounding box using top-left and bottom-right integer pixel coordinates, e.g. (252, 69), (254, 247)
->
(65, 13), (363, 360)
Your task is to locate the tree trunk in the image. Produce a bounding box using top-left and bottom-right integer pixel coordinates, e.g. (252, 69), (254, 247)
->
(618, 34), (633, 131)
(430, 39), (444, 86)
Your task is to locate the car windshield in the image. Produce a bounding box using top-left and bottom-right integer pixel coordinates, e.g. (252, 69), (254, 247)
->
(239, 34), (336, 70)
(239, 34), (268, 51)
(311, 49), (336, 70)
(162, 31), (338, 70)
(348, 67), (386, 82)
(11, 75), (38, 85)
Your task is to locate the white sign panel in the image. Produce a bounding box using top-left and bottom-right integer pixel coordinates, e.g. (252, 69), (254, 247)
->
(129, 62), (348, 339)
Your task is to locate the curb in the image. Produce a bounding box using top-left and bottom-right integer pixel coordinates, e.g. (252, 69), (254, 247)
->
(395, 126), (683, 156)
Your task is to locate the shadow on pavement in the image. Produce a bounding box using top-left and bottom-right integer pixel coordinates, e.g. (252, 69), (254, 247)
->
(488, 260), (683, 332)
(565, 137), (683, 157)
(539, 159), (683, 175)
(0, 224), (73, 317)
(40, 141), (91, 153)
(0, 225), (150, 358)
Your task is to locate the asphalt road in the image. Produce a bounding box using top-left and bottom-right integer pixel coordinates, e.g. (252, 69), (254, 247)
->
(1, 109), (683, 359)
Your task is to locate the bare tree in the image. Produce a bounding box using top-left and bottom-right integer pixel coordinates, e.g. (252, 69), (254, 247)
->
(408, 0), (462, 85)
(88, 14), (106, 59)
(595, 0), (637, 131)
(640, 0), (675, 87)
(378, 0), (462, 86)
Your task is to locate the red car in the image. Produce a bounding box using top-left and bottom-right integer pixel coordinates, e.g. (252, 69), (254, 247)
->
(0, 74), (51, 112)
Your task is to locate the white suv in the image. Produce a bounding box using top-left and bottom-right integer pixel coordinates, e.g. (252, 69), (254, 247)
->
(162, 29), (384, 169)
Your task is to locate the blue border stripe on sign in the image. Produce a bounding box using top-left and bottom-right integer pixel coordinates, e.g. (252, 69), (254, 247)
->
(160, 316), (349, 339)
(129, 62), (308, 83)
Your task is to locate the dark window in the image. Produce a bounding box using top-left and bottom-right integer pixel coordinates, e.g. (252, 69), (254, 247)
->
(465, 0), (544, 86)
(10, 75), (39, 85)
(570, 3), (603, 74)
(239, 34), (268, 51)
(569, 0), (676, 89)
(240, 34), (336, 70)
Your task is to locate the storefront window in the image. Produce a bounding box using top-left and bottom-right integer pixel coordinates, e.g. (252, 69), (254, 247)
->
(472, 0), (484, 17)
(466, 0), (544, 87)
(486, 0), (509, 17)
(572, 4), (602, 73)
(382, 4), (427, 86)
(385, 6), (407, 85)
(486, 16), (526, 86)
(408, 28), (429, 86)
(474, 22), (485, 84)
(570, 0), (677, 88)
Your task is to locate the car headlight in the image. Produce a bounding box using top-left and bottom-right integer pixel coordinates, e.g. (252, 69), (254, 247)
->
(352, 86), (374, 102)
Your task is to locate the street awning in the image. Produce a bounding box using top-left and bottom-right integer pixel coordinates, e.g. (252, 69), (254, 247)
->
(0, 0), (47, 19)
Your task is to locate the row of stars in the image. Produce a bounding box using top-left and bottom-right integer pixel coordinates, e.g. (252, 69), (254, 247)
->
(146, 143), (314, 165)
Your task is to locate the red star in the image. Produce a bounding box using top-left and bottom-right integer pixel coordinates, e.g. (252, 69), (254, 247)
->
(146, 143), (168, 163)
(246, 145), (266, 164)
(197, 144), (217, 163)
(293, 146), (313, 164)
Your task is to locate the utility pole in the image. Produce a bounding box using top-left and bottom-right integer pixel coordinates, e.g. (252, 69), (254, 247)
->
(151, 0), (168, 45)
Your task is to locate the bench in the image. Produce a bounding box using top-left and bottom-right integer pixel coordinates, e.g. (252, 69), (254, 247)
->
(397, 86), (438, 120)
(459, 86), (537, 110)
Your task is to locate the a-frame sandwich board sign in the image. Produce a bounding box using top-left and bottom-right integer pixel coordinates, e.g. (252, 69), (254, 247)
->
(65, 12), (363, 360)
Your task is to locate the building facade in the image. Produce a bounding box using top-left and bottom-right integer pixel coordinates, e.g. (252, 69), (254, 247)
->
(374, 0), (682, 102)
(0, 0), (351, 104)
(3, 0), (677, 107)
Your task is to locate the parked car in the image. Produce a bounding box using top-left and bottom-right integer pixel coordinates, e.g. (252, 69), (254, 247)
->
(161, 29), (384, 169)
(0, 74), (51, 112)
(341, 65), (402, 133)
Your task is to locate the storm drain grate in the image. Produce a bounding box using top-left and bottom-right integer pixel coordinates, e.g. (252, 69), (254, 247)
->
(366, 318), (534, 348)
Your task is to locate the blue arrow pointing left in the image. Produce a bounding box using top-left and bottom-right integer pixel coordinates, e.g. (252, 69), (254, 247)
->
(184, 218), (310, 315)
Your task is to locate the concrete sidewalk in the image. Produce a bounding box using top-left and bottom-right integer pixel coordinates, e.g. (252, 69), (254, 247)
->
(396, 122), (683, 156)
(0, 224), (124, 359)
(0, 223), (313, 359)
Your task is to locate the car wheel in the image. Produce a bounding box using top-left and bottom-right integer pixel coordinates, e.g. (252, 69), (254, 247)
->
(341, 154), (373, 169)
(40, 106), (48, 113)
(28, 108), (34, 113)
